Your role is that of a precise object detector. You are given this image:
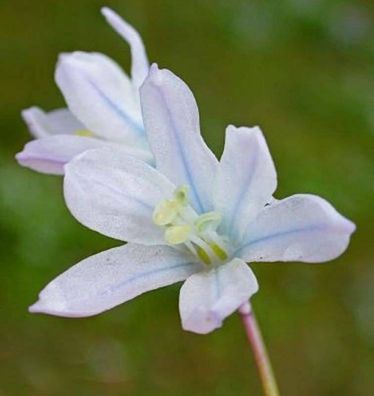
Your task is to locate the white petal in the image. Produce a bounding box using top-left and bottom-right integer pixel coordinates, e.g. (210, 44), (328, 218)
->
(179, 258), (258, 334)
(214, 126), (277, 241)
(64, 147), (175, 244)
(15, 135), (105, 175)
(29, 243), (200, 317)
(238, 194), (356, 263)
(140, 64), (218, 213)
(15, 135), (153, 175)
(21, 107), (85, 138)
(101, 7), (149, 89)
(55, 51), (144, 145)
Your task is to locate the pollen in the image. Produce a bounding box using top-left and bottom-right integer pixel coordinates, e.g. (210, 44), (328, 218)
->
(74, 129), (94, 137)
(165, 224), (192, 244)
(153, 200), (180, 225)
(153, 185), (230, 266)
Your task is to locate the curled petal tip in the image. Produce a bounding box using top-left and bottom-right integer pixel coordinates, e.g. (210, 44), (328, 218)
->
(57, 51), (82, 65)
(147, 63), (163, 84)
(100, 6), (111, 15)
(21, 107), (35, 121)
(344, 218), (356, 234)
(182, 309), (223, 335)
(101, 6), (118, 19)
(150, 62), (159, 71)
(149, 62), (160, 76)
(28, 300), (43, 314)
(57, 52), (69, 62)
(15, 150), (26, 163)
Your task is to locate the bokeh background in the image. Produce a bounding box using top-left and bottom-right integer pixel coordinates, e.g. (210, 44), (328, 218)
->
(1, 0), (373, 395)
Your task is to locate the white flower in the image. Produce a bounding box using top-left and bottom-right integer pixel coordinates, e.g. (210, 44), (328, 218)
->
(16, 7), (153, 175)
(29, 65), (355, 334)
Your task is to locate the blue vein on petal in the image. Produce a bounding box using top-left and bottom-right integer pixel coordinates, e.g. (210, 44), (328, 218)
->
(158, 89), (204, 213)
(86, 77), (144, 135)
(235, 225), (327, 257)
(226, 138), (259, 234)
(100, 261), (196, 295)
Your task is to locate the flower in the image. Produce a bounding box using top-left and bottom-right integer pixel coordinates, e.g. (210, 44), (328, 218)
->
(29, 65), (355, 334)
(16, 7), (153, 175)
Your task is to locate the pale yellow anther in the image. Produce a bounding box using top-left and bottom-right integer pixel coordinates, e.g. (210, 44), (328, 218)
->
(165, 224), (192, 245)
(153, 185), (228, 265)
(74, 129), (94, 137)
(152, 200), (180, 226)
(195, 211), (222, 232)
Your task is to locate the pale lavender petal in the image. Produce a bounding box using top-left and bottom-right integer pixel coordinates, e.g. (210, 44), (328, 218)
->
(214, 126), (277, 241)
(140, 64), (218, 213)
(64, 147), (175, 244)
(238, 194), (356, 263)
(179, 258), (258, 334)
(29, 243), (200, 317)
(101, 7), (149, 89)
(55, 51), (144, 145)
(21, 107), (85, 138)
(15, 135), (107, 175)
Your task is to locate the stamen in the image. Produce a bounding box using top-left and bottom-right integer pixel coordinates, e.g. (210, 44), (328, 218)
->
(210, 242), (228, 260)
(196, 246), (211, 265)
(165, 224), (192, 244)
(153, 200), (180, 225)
(75, 129), (93, 137)
(173, 185), (189, 206)
(195, 211), (222, 232)
(153, 185), (230, 266)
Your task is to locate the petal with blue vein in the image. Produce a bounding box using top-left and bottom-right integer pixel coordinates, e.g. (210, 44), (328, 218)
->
(16, 135), (153, 176)
(21, 107), (85, 138)
(214, 126), (277, 242)
(238, 194), (356, 263)
(101, 7), (149, 90)
(16, 135), (106, 175)
(29, 243), (200, 317)
(140, 65), (218, 213)
(64, 146), (175, 245)
(179, 258), (258, 334)
(55, 51), (144, 145)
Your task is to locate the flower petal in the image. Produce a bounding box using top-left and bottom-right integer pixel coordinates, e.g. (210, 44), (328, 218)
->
(179, 258), (258, 334)
(15, 135), (153, 175)
(238, 194), (356, 263)
(15, 135), (106, 175)
(55, 51), (144, 144)
(64, 146), (175, 244)
(214, 126), (277, 241)
(21, 107), (85, 138)
(101, 7), (149, 89)
(29, 243), (200, 317)
(140, 64), (218, 213)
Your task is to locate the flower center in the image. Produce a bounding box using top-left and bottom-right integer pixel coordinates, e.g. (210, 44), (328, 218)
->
(153, 185), (229, 266)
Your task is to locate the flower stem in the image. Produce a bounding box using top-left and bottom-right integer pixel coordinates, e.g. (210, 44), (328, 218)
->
(239, 302), (280, 396)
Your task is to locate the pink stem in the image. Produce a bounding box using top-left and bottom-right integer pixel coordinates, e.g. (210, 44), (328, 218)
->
(239, 302), (280, 396)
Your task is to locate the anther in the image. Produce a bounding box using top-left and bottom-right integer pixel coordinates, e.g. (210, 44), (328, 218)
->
(210, 242), (228, 260)
(195, 211), (222, 232)
(152, 200), (180, 226)
(173, 185), (189, 206)
(74, 129), (93, 137)
(165, 224), (192, 245)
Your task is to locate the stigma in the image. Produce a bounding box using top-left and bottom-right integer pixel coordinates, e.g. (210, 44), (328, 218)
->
(153, 186), (229, 265)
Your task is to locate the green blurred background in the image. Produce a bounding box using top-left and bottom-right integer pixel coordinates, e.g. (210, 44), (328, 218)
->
(1, 0), (373, 395)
